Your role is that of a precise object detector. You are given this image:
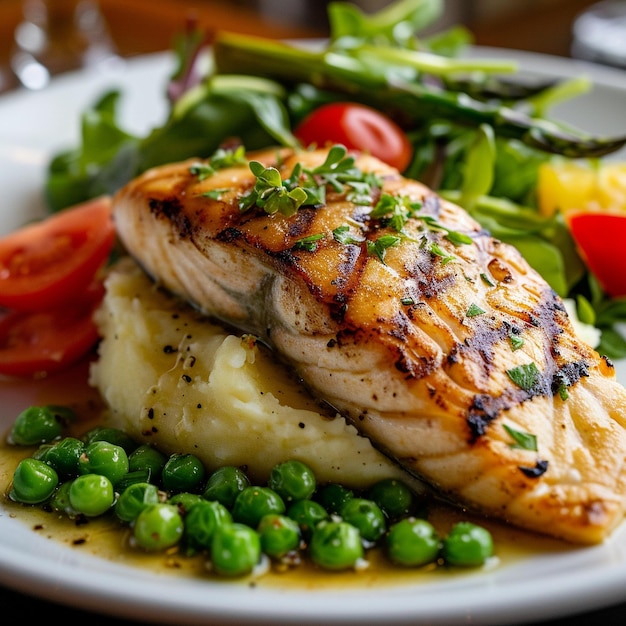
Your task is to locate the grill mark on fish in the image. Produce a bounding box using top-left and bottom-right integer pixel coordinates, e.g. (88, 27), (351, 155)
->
(112, 147), (626, 544)
(216, 226), (243, 243)
(148, 198), (190, 237)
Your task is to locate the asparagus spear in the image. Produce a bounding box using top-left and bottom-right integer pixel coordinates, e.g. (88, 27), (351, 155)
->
(211, 32), (626, 159)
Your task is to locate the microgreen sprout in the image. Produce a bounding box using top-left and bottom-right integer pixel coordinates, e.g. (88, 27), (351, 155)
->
(239, 144), (382, 217)
(190, 145), (248, 180)
(239, 161), (309, 216)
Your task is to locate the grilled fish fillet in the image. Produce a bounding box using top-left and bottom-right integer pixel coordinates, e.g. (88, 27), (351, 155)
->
(112, 146), (626, 544)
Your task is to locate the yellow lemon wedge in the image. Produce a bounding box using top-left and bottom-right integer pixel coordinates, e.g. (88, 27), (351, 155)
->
(537, 160), (626, 297)
(537, 161), (626, 217)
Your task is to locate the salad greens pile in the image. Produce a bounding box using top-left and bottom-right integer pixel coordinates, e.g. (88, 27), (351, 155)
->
(45, 0), (626, 358)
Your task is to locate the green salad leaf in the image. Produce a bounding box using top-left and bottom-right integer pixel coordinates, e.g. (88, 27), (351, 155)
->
(42, 0), (626, 350)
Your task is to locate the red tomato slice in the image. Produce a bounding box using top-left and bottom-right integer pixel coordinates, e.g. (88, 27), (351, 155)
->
(0, 281), (104, 378)
(294, 102), (413, 171)
(568, 212), (626, 298)
(0, 196), (114, 311)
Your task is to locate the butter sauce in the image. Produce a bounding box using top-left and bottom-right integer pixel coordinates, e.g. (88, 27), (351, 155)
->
(0, 358), (574, 590)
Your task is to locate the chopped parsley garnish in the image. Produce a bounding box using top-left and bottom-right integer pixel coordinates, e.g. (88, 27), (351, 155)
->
(293, 233), (325, 252)
(506, 362), (541, 391)
(332, 225), (365, 245)
(189, 162), (215, 181)
(371, 194), (421, 232)
(466, 303), (485, 317)
(371, 194), (472, 248)
(557, 383), (569, 401)
(419, 215), (473, 245)
(509, 333), (524, 351)
(345, 172), (383, 205)
(480, 272), (495, 287)
(428, 242), (456, 264)
(553, 370), (570, 401)
(370, 193), (472, 266)
(503, 424), (538, 451)
(201, 188), (231, 200)
(367, 235), (402, 262)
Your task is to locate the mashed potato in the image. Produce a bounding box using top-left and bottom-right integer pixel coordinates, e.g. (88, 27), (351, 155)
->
(90, 257), (414, 488)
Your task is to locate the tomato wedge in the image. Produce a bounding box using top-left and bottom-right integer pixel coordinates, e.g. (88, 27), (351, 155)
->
(0, 196), (114, 311)
(0, 281), (104, 378)
(294, 102), (413, 171)
(568, 212), (626, 298)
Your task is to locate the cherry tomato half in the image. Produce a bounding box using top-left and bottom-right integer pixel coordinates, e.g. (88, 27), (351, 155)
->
(0, 281), (104, 378)
(568, 212), (626, 298)
(294, 102), (413, 172)
(0, 196), (114, 311)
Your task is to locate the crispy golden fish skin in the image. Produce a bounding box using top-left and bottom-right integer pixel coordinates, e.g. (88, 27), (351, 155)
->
(112, 147), (626, 544)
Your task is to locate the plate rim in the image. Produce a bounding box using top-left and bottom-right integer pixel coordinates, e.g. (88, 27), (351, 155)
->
(1, 46), (626, 626)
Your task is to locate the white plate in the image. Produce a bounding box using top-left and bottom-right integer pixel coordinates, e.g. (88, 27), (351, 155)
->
(1, 49), (626, 626)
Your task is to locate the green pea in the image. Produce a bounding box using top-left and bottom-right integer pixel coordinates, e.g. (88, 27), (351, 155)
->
(83, 426), (138, 454)
(386, 518), (440, 567)
(78, 440), (129, 486)
(340, 497), (386, 543)
(128, 444), (167, 482)
(367, 478), (415, 519)
(442, 522), (494, 567)
(43, 437), (85, 478)
(133, 503), (184, 551)
(315, 483), (354, 515)
(9, 406), (69, 446)
(184, 500), (232, 551)
(32, 443), (54, 461)
(69, 474), (115, 516)
(286, 499), (329, 539)
(115, 469), (152, 492)
(257, 514), (301, 559)
(49, 480), (79, 517)
(267, 460), (316, 502)
(162, 453), (206, 494)
(115, 482), (161, 522)
(203, 466), (250, 507)
(309, 520), (364, 571)
(10, 458), (59, 504)
(211, 523), (261, 577)
(168, 492), (204, 514)
(232, 486), (285, 528)
(45, 405), (77, 423)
